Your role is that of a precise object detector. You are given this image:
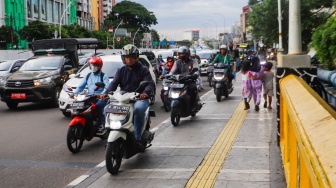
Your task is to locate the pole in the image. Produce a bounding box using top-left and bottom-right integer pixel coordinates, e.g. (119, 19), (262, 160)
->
(133, 27), (140, 45)
(59, 1), (73, 39)
(288, 0), (301, 54)
(112, 20), (123, 49)
(214, 13), (225, 34)
(10, 15), (13, 49)
(278, 0), (283, 51)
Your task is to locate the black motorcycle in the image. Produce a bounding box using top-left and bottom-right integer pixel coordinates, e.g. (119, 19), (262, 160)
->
(207, 64), (215, 87)
(160, 77), (173, 112)
(212, 63), (234, 102)
(166, 68), (203, 126)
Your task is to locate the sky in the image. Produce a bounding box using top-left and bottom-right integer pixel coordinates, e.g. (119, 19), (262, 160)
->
(115, 0), (249, 41)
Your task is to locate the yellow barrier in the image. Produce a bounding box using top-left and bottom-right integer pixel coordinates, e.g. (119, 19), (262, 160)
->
(279, 75), (336, 187)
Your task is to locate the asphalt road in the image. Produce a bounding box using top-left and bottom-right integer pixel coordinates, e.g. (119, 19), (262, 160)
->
(0, 76), (212, 188)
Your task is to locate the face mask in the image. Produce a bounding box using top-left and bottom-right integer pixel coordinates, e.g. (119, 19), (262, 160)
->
(180, 56), (187, 61)
(90, 65), (99, 73)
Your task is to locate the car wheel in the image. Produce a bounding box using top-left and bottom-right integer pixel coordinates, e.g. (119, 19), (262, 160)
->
(52, 87), (61, 107)
(6, 102), (19, 109)
(62, 110), (71, 117)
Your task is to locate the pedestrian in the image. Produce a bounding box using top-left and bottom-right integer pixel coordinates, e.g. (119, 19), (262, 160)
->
(241, 60), (252, 110)
(248, 56), (264, 111)
(262, 62), (274, 109)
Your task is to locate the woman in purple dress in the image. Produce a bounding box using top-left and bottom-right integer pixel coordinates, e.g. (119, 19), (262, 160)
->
(248, 57), (264, 111)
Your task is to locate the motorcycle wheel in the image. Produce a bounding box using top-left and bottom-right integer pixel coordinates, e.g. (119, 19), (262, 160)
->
(66, 125), (84, 153)
(171, 107), (180, 126)
(216, 89), (222, 102)
(164, 103), (171, 112)
(106, 139), (124, 175)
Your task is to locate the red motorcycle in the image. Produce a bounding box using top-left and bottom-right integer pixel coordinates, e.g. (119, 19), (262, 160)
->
(66, 91), (108, 153)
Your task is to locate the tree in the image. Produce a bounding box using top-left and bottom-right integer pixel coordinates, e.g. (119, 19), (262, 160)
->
(312, 13), (336, 70)
(104, 1), (158, 39)
(150, 29), (160, 43)
(19, 20), (54, 41)
(248, 0), (333, 51)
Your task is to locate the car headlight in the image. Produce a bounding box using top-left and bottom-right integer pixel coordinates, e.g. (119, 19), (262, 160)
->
(0, 78), (6, 87)
(34, 76), (52, 86)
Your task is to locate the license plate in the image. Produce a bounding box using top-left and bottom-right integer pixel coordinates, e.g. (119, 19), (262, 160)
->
(170, 83), (184, 88)
(106, 104), (130, 114)
(11, 93), (26, 99)
(70, 102), (85, 109)
(214, 69), (225, 72)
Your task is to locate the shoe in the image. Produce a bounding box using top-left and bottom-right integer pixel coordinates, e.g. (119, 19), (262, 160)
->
(255, 105), (259, 111)
(135, 141), (143, 151)
(244, 102), (250, 110)
(264, 101), (267, 108)
(96, 127), (105, 135)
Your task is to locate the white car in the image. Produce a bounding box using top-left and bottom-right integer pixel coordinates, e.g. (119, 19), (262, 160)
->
(59, 54), (156, 117)
(197, 50), (214, 75)
(154, 49), (178, 62)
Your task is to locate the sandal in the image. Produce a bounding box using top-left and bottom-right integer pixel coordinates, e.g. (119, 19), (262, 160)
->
(263, 101), (267, 108)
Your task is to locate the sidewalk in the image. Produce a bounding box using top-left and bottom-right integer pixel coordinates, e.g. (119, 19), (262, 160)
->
(66, 74), (286, 188)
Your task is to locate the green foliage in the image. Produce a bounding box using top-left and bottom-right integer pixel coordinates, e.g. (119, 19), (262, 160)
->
(104, 1), (158, 35)
(150, 29), (160, 43)
(312, 15), (336, 70)
(248, 0), (333, 51)
(19, 20), (54, 40)
(0, 25), (16, 43)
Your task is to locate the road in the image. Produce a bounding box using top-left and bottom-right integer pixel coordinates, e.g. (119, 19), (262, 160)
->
(0, 76), (212, 188)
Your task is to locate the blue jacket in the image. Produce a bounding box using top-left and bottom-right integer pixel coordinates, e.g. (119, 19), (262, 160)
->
(74, 71), (110, 95)
(105, 61), (154, 96)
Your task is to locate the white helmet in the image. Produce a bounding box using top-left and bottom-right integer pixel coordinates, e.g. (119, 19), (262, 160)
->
(220, 45), (227, 49)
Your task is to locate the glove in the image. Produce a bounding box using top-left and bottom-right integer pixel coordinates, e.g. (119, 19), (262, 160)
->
(98, 94), (107, 100)
(192, 74), (198, 80)
(139, 93), (149, 100)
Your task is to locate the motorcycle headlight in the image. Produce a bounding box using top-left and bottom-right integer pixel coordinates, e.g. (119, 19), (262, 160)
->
(34, 76), (52, 86)
(164, 86), (169, 90)
(214, 75), (225, 80)
(110, 121), (122, 129)
(170, 91), (180, 99)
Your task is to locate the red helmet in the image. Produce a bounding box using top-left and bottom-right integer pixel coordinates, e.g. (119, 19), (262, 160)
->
(88, 56), (103, 69)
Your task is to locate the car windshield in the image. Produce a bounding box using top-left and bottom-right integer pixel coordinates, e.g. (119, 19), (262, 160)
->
(77, 60), (123, 78)
(159, 51), (173, 59)
(0, 60), (14, 71)
(20, 56), (62, 71)
(197, 52), (212, 59)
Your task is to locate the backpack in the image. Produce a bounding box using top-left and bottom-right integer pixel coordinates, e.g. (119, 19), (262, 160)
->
(86, 72), (105, 83)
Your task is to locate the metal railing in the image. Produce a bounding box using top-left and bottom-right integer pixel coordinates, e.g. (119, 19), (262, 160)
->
(279, 75), (336, 187)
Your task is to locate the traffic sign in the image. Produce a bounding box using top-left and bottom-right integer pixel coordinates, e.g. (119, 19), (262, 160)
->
(116, 37), (121, 42)
(170, 41), (176, 45)
(160, 41), (166, 45)
(153, 41), (159, 46)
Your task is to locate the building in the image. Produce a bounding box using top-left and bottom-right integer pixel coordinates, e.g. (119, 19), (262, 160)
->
(240, 5), (251, 42)
(183, 30), (199, 41)
(102, 0), (113, 19)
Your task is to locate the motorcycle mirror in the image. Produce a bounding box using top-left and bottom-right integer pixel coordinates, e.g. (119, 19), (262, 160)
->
(135, 81), (149, 92)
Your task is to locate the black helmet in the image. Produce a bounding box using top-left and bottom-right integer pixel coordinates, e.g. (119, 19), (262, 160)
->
(177, 46), (190, 55)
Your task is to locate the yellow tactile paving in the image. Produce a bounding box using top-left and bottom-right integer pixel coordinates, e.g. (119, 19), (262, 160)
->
(186, 101), (248, 188)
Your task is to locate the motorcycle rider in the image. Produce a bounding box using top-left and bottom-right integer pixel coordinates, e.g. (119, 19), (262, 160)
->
(212, 44), (236, 83)
(157, 54), (165, 76)
(169, 46), (200, 110)
(101, 44), (154, 148)
(190, 49), (203, 90)
(72, 56), (110, 133)
(257, 44), (267, 56)
(160, 56), (174, 78)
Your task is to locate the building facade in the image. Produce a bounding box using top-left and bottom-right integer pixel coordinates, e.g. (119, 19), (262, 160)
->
(183, 30), (199, 41)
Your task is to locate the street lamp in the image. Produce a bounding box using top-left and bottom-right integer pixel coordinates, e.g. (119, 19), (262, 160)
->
(59, 1), (74, 39)
(208, 19), (217, 41)
(200, 23), (211, 39)
(133, 27), (141, 45)
(112, 19), (123, 49)
(214, 13), (226, 34)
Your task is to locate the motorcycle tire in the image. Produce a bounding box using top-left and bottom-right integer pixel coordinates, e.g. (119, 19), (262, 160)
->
(171, 106), (180, 126)
(164, 103), (171, 112)
(66, 125), (84, 153)
(106, 139), (124, 175)
(216, 89), (222, 102)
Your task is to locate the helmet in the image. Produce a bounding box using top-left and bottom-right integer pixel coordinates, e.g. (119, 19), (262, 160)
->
(220, 45), (227, 50)
(121, 44), (139, 63)
(167, 56), (174, 62)
(177, 46), (190, 60)
(88, 56), (103, 69)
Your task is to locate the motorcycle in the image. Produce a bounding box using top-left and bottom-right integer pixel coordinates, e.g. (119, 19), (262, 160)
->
(213, 63), (234, 102)
(99, 81), (155, 175)
(66, 90), (109, 153)
(207, 64), (215, 87)
(166, 68), (203, 126)
(160, 77), (173, 112)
